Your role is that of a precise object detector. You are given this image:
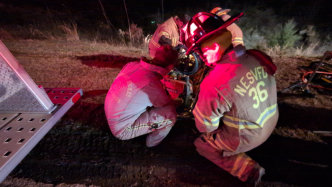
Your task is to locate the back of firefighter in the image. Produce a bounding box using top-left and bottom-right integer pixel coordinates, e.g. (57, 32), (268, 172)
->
(148, 16), (183, 58)
(183, 8), (279, 184)
(193, 46), (278, 182)
(104, 45), (178, 147)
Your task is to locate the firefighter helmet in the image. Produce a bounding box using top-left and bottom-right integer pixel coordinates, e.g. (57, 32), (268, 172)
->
(184, 12), (244, 55)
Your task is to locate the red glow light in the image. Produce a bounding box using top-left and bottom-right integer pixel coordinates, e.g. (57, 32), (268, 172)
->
(201, 42), (222, 66)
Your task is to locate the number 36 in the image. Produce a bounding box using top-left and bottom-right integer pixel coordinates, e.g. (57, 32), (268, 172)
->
(248, 81), (268, 109)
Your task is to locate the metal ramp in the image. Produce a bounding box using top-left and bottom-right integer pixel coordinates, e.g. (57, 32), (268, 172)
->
(0, 41), (83, 183)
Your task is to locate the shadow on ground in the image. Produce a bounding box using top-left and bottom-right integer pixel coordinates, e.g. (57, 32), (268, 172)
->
(277, 102), (332, 130)
(6, 92), (332, 186)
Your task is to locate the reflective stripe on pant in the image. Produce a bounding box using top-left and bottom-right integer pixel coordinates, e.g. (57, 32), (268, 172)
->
(194, 132), (262, 182)
(118, 104), (176, 147)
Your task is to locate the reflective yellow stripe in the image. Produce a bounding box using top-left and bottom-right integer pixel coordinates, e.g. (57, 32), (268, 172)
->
(223, 120), (239, 129)
(233, 37), (243, 40)
(205, 139), (221, 150)
(159, 31), (170, 38)
(242, 123), (261, 129)
(211, 119), (220, 126)
(216, 133), (234, 151)
(128, 119), (171, 130)
(193, 109), (217, 127)
(224, 115), (261, 129)
(232, 37), (244, 44)
(193, 109), (206, 125)
(231, 154), (243, 175)
(322, 77), (332, 83)
(150, 39), (160, 48)
(217, 11), (227, 16)
(172, 37), (177, 46)
(237, 157), (251, 177)
(224, 105), (277, 129)
(193, 107), (220, 127)
(214, 140), (225, 151)
(256, 104), (277, 126)
(224, 115), (240, 121)
(233, 41), (244, 45)
(260, 110), (277, 127)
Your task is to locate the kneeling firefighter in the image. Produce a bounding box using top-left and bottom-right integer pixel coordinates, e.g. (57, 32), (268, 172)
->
(104, 45), (179, 147)
(182, 9), (279, 185)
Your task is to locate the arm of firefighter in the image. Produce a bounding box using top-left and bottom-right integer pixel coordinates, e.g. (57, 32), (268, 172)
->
(193, 87), (225, 133)
(143, 81), (175, 108)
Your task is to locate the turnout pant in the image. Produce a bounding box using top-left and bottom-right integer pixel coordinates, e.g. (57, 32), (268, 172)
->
(118, 104), (176, 147)
(194, 130), (262, 182)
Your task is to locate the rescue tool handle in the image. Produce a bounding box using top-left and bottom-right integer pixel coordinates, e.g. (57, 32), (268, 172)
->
(305, 51), (332, 89)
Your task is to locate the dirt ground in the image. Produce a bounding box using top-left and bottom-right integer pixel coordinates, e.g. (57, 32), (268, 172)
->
(1, 40), (332, 187)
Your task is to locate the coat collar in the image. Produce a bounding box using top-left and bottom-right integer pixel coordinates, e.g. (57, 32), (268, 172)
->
(220, 45), (246, 63)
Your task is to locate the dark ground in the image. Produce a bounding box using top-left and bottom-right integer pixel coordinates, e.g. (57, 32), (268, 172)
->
(4, 106), (332, 187)
(3, 83), (332, 187)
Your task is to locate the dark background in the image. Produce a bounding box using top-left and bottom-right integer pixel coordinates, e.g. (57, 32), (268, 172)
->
(0, 0), (331, 34)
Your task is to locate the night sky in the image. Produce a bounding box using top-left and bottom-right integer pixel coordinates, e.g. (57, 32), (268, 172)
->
(0, 0), (331, 33)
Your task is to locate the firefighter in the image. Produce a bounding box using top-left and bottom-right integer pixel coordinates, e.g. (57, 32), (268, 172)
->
(183, 10), (279, 185)
(148, 16), (184, 59)
(104, 45), (178, 147)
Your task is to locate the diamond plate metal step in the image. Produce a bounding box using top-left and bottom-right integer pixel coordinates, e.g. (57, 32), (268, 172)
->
(0, 88), (82, 183)
(0, 40), (54, 113)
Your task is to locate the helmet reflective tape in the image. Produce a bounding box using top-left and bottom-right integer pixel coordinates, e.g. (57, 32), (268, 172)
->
(232, 37), (244, 44)
(210, 7), (231, 16)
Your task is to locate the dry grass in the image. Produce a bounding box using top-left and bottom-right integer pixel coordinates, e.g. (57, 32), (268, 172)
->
(3, 39), (146, 104)
(3, 38), (331, 108)
(294, 42), (320, 57)
(265, 45), (282, 57)
(273, 127), (325, 143)
(58, 23), (80, 41)
(1, 176), (99, 187)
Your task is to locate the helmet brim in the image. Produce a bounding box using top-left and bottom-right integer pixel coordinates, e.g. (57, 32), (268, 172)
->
(186, 12), (244, 55)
